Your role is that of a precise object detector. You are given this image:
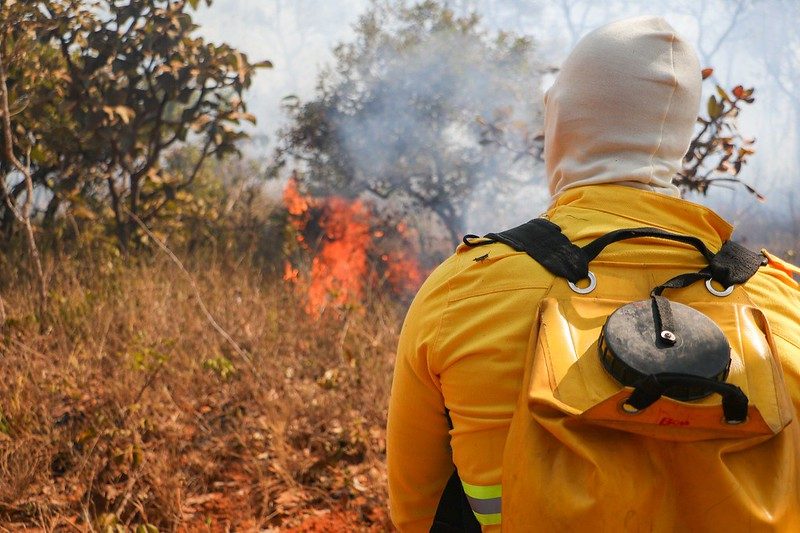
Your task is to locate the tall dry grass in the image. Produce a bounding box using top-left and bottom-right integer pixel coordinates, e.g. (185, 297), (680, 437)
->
(0, 249), (400, 531)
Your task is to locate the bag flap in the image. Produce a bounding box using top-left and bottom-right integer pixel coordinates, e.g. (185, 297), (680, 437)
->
(527, 297), (794, 440)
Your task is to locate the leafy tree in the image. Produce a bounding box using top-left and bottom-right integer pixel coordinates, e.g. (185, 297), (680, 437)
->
(0, 0), (270, 252)
(275, 1), (543, 245)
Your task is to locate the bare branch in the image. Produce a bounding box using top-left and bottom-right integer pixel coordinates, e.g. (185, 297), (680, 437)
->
(123, 206), (255, 370)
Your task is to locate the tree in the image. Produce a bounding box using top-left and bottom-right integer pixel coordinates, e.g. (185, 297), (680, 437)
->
(276, 1), (543, 245)
(0, 0), (271, 252)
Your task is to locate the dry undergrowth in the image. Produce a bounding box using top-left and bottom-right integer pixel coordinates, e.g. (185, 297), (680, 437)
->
(0, 251), (400, 531)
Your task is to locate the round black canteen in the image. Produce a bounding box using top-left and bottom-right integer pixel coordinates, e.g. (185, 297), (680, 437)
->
(599, 300), (731, 401)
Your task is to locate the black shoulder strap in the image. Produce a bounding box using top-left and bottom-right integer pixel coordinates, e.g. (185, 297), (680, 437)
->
(581, 227), (716, 263)
(465, 219), (764, 288)
(483, 218), (589, 283)
(708, 240), (766, 287)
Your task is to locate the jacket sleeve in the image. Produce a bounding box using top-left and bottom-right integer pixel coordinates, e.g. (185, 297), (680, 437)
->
(387, 259), (455, 532)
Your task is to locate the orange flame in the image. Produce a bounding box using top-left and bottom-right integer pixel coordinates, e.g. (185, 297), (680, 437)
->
(283, 173), (310, 217)
(283, 263), (299, 283)
(382, 250), (423, 294)
(306, 198), (372, 315)
(282, 177), (425, 316)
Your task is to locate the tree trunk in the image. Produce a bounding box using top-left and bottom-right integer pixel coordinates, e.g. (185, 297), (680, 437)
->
(0, 173), (14, 241)
(433, 203), (463, 248)
(107, 176), (128, 254)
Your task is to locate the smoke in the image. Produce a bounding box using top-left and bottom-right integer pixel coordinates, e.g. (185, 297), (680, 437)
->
(196, 0), (800, 252)
(328, 8), (547, 237)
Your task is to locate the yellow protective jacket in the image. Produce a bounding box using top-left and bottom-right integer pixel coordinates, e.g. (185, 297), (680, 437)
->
(387, 185), (800, 531)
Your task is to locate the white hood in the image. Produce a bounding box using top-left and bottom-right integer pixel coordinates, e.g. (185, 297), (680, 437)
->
(545, 16), (702, 198)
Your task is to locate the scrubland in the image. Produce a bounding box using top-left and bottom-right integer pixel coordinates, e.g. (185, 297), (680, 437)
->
(0, 249), (399, 531)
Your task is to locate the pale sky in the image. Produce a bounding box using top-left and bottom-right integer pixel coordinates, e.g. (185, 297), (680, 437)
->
(194, 0), (371, 144)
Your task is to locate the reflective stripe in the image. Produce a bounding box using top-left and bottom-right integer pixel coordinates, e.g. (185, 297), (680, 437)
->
(461, 481), (502, 525)
(461, 481), (502, 499)
(466, 495), (501, 515)
(474, 512), (502, 526)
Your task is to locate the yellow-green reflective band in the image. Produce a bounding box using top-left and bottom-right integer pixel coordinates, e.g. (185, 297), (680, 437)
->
(462, 481), (502, 524)
(461, 481), (502, 500)
(474, 512), (502, 526)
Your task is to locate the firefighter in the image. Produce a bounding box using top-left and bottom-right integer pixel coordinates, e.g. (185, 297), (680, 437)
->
(387, 16), (800, 532)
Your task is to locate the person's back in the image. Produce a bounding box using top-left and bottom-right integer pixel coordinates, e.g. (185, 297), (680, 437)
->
(387, 16), (800, 532)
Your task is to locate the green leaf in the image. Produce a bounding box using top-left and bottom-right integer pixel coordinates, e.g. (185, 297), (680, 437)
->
(70, 204), (97, 220)
(116, 106), (135, 124)
(706, 96), (723, 119)
(0, 411), (10, 435)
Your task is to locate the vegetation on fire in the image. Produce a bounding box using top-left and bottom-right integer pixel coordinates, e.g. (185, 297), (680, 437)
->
(0, 0), (780, 530)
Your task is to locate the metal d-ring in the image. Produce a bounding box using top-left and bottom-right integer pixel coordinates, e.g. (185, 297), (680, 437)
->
(705, 278), (734, 297)
(568, 271), (597, 294)
(620, 398), (642, 415)
(724, 415), (748, 425)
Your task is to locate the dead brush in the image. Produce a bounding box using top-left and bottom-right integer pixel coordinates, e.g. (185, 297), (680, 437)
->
(0, 248), (400, 530)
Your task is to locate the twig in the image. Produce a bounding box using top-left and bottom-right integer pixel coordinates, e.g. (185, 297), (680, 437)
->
(112, 471), (140, 519)
(122, 206), (255, 369)
(7, 336), (48, 358)
(338, 312), (351, 358)
(131, 362), (165, 408)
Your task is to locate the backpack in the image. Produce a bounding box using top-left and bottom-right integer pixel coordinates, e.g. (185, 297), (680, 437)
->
(432, 219), (800, 532)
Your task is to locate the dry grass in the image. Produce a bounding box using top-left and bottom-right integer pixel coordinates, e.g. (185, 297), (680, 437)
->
(0, 250), (400, 531)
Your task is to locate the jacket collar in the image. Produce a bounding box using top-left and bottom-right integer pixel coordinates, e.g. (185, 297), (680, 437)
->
(547, 185), (734, 248)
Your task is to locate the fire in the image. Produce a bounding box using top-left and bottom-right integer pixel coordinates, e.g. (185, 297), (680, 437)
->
(382, 250), (423, 294)
(282, 177), (425, 316)
(283, 263), (299, 283)
(306, 197), (371, 315)
(283, 172), (310, 217)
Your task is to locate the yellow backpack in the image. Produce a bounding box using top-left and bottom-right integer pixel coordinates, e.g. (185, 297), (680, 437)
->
(437, 220), (800, 532)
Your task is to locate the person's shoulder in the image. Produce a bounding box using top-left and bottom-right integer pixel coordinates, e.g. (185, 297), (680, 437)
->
(744, 249), (800, 348)
(417, 240), (554, 306)
(759, 250), (800, 288)
(747, 249), (800, 300)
